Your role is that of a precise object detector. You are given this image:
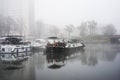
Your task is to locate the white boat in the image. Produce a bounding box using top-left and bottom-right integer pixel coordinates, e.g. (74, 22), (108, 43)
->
(0, 35), (32, 62)
(30, 39), (46, 51)
(0, 35), (31, 53)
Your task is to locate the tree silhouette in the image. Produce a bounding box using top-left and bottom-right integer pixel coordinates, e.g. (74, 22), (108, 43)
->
(102, 24), (117, 36)
(65, 24), (74, 38)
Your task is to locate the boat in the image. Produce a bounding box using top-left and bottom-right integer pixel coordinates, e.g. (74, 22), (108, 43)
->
(45, 37), (85, 53)
(30, 39), (46, 52)
(0, 35), (31, 53)
(0, 35), (32, 65)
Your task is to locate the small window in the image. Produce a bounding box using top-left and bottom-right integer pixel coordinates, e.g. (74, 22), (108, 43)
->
(2, 48), (5, 51)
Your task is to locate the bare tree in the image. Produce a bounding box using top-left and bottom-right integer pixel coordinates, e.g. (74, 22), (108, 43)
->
(36, 21), (45, 38)
(0, 14), (5, 36)
(87, 20), (97, 36)
(5, 16), (16, 35)
(14, 18), (24, 35)
(102, 24), (117, 36)
(0, 15), (12, 36)
(78, 22), (88, 37)
(0, 15), (23, 36)
(50, 25), (59, 36)
(65, 24), (74, 38)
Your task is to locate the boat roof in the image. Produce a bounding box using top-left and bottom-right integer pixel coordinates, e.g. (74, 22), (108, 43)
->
(1, 35), (23, 37)
(0, 35), (23, 40)
(0, 35), (23, 43)
(47, 37), (60, 39)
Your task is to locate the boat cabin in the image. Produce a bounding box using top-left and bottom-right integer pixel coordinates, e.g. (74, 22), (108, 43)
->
(46, 37), (66, 47)
(0, 35), (23, 45)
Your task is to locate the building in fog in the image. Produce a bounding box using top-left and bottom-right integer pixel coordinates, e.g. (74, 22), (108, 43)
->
(0, 0), (35, 38)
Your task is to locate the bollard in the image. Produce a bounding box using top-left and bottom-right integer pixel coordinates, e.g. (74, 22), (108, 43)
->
(17, 49), (19, 57)
(26, 48), (27, 56)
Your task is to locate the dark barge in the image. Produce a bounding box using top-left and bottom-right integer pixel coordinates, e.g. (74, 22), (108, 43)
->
(45, 37), (85, 53)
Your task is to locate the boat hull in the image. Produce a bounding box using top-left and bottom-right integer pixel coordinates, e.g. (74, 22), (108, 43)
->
(45, 46), (84, 53)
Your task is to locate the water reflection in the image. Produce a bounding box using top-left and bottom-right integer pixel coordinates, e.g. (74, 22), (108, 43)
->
(0, 44), (120, 80)
(44, 43), (119, 68)
(46, 53), (66, 69)
(80, 44), (118, 66)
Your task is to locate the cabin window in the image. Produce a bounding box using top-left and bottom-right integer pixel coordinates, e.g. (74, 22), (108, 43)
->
(2, 48), (5, 51)
(2, 55), (5, 58)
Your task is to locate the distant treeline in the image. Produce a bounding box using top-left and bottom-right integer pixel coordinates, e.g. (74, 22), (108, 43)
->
(0, 14), (23, 36)
(35, 20), (117, 39)
(0, 14), (117, 40)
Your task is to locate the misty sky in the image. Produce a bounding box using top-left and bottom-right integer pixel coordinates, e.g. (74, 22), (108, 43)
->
(35, 0), (120, 30)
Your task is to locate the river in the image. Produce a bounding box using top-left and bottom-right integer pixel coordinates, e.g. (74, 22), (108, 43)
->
(0, 43), (120, 80)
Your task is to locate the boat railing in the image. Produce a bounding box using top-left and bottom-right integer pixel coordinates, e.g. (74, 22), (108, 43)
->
(46, 42), (66, 48)
(0, 47), (32, 63)
(0, 47), (32, 56)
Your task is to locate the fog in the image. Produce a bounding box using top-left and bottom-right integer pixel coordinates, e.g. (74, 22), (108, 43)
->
(1, 1), (120, 80)
(35, 0), (120, 30)
(0, 0), (120, 39)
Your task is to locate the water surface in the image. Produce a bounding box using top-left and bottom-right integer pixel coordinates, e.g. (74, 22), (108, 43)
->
(0, 44), (120, 80)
